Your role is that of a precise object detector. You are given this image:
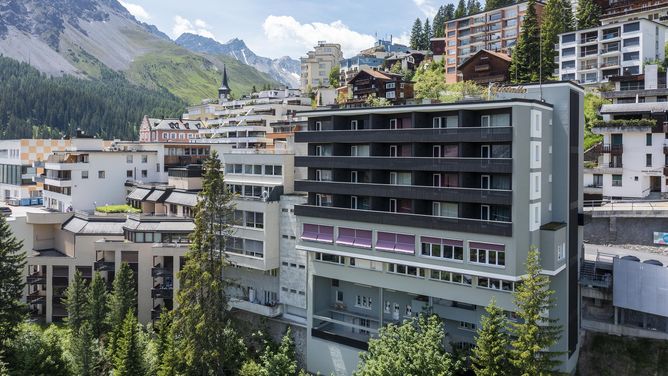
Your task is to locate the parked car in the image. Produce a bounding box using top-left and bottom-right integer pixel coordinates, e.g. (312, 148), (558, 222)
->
(0, 207), (12, 216)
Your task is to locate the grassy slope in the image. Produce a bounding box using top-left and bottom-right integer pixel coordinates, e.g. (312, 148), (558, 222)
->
(123, 30), (281, 105)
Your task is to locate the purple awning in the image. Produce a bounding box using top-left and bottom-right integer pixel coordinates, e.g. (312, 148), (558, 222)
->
(469, 241), (505, 251)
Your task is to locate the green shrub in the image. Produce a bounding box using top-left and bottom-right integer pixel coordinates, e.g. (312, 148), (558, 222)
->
(95, 205), (141, 214)
(591, 118), (656, 128)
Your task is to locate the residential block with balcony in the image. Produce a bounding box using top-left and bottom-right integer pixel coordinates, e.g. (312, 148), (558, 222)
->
(294, 82), (584, 375)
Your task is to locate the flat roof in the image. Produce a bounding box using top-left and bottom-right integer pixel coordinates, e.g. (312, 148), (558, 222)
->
(558, 17), (666, 36)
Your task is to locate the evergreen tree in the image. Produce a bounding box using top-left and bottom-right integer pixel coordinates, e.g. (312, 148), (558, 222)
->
(156, 312), (182, 376)
(422, 18), (432, 50)
(485, 0), (516, 11)
(88, 272), (109, 339)
(509, 0), (541, 83)
(64, 271), (89, 332)
(576, 0), (601, 29)
(262, 329), (298, 376)
(467, 0), (482, 14)
(454, 0), (467, 18)
(0, 214), (26, 352)
(106, 262), (137, 353)
(541, 0), (575, 80)
(7, 324), (70, 376)
(113, 312), (146, 376)
(444, 3), (455, 20)
(174, 151), (246, 375)
(510, 247), (563, 375)
(472, 298), (512, 376)
(70, 321), (96, 376)
(432, 6), (445, 38)
(355, 315), (461, 375)
(410, 18), (423, 50)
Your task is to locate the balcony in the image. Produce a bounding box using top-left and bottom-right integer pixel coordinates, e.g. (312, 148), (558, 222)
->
(311, 307), (380, 351)
(591, 144), (623, 155)
(26, 273), (46, 285)
(295, 156), (512, 174)
(93, 259), (115, 271)
(151, 266), (173, 278)
(228, 298), (283, 318)
(27, 291), (46, 305)
(151, 284), (174, 299)
(591, 119), (655, 133)
(295, 205), (512, 236)
(584, 185), (603, 195)
(295, 180), (512, 205)
(296, 127), (514, 143)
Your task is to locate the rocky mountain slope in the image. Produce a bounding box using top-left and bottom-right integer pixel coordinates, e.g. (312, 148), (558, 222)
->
(175, 33), (300, 89)
(0, 0), (280, 103)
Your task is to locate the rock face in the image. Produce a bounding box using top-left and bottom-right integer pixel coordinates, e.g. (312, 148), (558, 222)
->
(176, 33), (301, 89)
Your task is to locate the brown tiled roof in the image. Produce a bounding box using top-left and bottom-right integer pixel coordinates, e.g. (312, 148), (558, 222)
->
(457, 49), (511, 70)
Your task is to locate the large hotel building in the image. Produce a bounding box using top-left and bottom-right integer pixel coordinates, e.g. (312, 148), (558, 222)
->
(293, 82), (584, 375)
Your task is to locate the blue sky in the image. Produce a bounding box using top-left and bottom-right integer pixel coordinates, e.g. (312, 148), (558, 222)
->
(119, 0), (455, 59)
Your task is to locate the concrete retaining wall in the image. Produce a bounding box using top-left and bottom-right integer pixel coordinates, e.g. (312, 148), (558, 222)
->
(584, 215), (668, 246)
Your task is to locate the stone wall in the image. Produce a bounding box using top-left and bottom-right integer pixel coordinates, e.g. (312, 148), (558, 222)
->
(584, 215), (668, 246)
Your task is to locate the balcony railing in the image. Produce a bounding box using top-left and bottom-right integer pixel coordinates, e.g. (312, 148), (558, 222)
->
(26, 273), (46, 285)
(591, 144), (624, 155)
(151, 266), (173, 278)
(151, 285), (174, 299)
(93, 260), (115, 271)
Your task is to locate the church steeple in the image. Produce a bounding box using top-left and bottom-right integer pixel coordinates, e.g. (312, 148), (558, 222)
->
(218, 66), (230, 101)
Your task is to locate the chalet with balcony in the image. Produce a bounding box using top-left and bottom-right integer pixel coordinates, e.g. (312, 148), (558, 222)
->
(458, 49), (511, 84)
(345, 69), (414, 107)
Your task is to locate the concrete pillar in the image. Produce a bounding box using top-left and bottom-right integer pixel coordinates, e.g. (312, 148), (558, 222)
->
(68, 264), (75, 281)
(46, 264), (53, 323)
(172, 255), (181, 311)
(378, 287), (384, 327)
(114, 250), (122, 272)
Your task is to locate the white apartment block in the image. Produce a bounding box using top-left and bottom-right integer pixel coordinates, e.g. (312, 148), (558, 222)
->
(300, 42), (343, 92)
(584, 65), (668, 199)
(43, 145), (161, 212)
(556, 19), (667, 85)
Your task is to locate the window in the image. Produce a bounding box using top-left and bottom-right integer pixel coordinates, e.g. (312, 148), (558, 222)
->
(315, 169), (332, 181)
(98, 171), (105, 179)
(245, 211), (264, 229)
(432, 201), (458, 217)
(561, 47), (575, 56)
(389, 118), (398, 129)
(460, 321), (477, 331)
(141, 170), (147, 178)
(386, 82), (396, 89)
(301, 224), (334, 243)
(623, 22), (639, 33)
(336, 227), (372, 248)
(531, 110), (542, 138)
(429, 270), (472, 285)
(126, 170), (133, 178)
(646, 153), (652, 167)
(647, 133), (653, 146)
(350, 196), (358, 209)
(315, 193), (332, 206)
(355, 295), (373, 310)
(376, 232), (415, 254)
(421, 237), (464, 261)
(478, 277), (515, 292)
(141, 155), (148, 163)
(315, 252), (345, 264)
(623, 37), (639, 47)
(623, 51), (639, 61)
(351, 170), (358, 183)
(336, 290), (344, 303)
(557, 243), (566, 261)
(561, 60), (575, 69)
(389, 145), (398, 157)
(389, 198), (397, 212)
(81, 170), (88, 179)
(126, 155), (133, 163)
(480, 115), (490, 127)
(480, 205), (490, 220)
(469, 242), (506, 266)
(314, 121), (322, 131)
(387, 263), (425, 278)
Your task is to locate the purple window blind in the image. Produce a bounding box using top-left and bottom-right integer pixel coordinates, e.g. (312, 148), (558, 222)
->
(301, 224), (318, 241)
(317, 225), (334, 243)
(355, 230), (372, 248)
(469, 242), (505, 251)
(336, 228), (356, 246)
(420, 237), (463, 247)
(376, 232), (396, 251)
(395, 234), (415, 254)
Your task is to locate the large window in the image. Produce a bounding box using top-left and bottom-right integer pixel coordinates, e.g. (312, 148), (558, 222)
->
(623, 37), (639, 47)
(376, 232), (415, 254)
(420, 237), (464, 261)
(315, 252), (345, 264)
(429, 270), (472, 285)
(301, 224), (334, 243)
(477, 277), (515, 292)
(561, 33), (575, 43)
(336, 228), (372, 249)
(227, 237), (263, 258)
(387, 263), (425, 278)
(623, 51), (639, 61)
(612, 174), (622, 187)
(469, 242), (506, 266)
(623, 22), (639, 33)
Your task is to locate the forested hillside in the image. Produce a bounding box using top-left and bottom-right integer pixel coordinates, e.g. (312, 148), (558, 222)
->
(0, 56), (185, 139)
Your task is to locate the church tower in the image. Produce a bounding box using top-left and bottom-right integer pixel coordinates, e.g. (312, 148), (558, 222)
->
(218, 66), (231, 102)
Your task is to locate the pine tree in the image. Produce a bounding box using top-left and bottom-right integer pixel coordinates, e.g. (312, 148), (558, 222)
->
(576, 0), (601, 29)
(70, 321), (96, 376)
(88, 272), (109, 339)
(106, 262), (136, 353)
(510, 247), (563, 375)
(410, 18), (423, 50)
(64, 271), (89, 332)
(444, 3), (455, 20)
(262, 329), (298, 376)
(156, 324), (180, 376)
(541, 0), (575, 80)
(485, 0), (516, 11)
(467, 0), (482, 14)
(174, 151), (246, 375)
(355, 315), (461, 375)
(0, 214), (26, 351)
(509, 0), (541, 83)
(454, 0), (467, 18)
(113, 312), (146, 376)
(472, 298), (512, 376)
(422, 18), (432, 50)
(432, 6), (445, 38)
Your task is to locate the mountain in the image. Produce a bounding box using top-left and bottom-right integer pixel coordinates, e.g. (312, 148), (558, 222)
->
(175, 33), (301, 89)
(0, 0), (280, 105)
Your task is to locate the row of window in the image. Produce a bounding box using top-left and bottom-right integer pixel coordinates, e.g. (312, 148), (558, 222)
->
(304, 225), (506, 266)
(233, 210), (264, 229)
(125, 155), (150, 164)
(225, 164), (283, 176)
(124, 231), (191, 243)
(561, 22), (640, 44)
(316, 252), (517, 292)
(227, 184), (271, 198)
(227, 237), (264, 258)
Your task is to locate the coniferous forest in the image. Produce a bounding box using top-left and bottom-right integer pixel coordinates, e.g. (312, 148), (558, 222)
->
(0, 55), (185, 140)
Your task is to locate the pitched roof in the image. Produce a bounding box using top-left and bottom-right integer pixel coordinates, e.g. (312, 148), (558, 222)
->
(348, 68), (403, 84)
(457, 49), (511, 70)
(62, 216), (125, 235)
(146, 118), (202, 131)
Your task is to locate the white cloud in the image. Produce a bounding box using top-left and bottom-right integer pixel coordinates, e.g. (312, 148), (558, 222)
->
(172, 16), (216, 39)
(413, 0), (438, 18)
(119, 1), (151, 22)
(261, 15), (376, 58)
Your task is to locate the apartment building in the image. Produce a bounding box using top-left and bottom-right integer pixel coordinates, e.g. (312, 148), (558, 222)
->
(597, 0), (668, 25)
(300, 42), (343, 92)
(138, 116), (203, 143)
(293, 82), (584, 375)
(339, 39), (415, 84)
(584, 65), (668, 199)
(432, 1), (543, 83)
(42, 145), (161, 212)
(556, 19), (666, 85)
